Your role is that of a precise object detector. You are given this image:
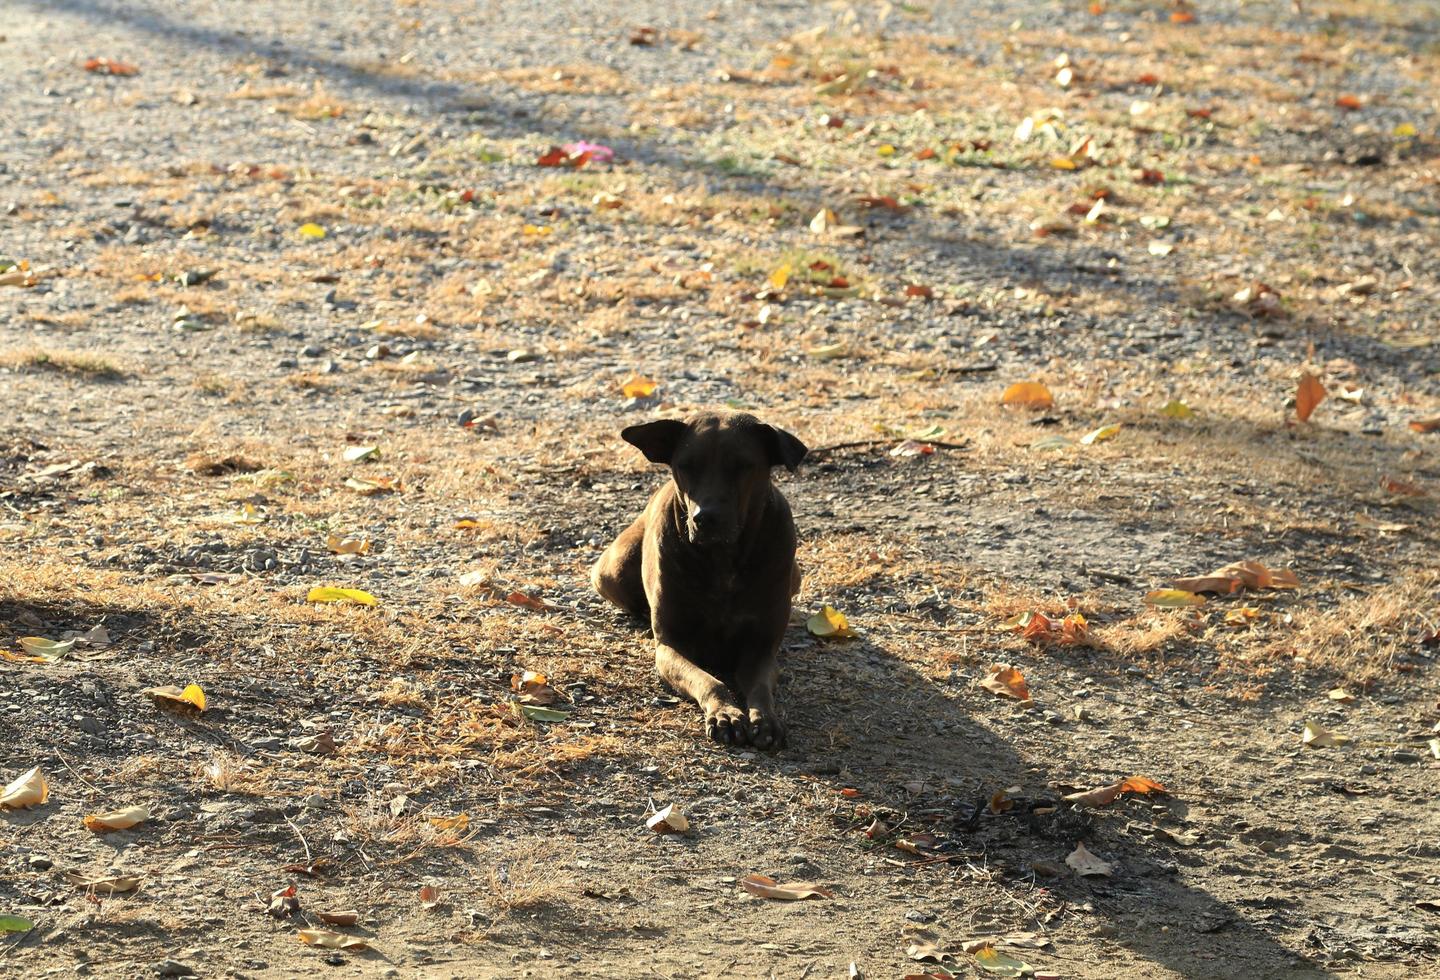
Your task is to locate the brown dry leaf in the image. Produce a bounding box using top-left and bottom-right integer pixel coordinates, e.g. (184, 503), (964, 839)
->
(1000, 381), (1055, 409)
(1335, 94), (1363, 110)
(428, 813), (470, 831)
(314, 910), (360, 926)
(510, 670), (559, 705)
(646, 804), (690, 834)
(907, 942), (954, 963)
(980, 664), (1030, 701)
(1380, 476), (1427, 497)
(738, 873), (833, 901)
(0, 766), (49, 809)
(1296, 372), (1327, 422)
(66, 872), (141, 894)
(1065, 842), (1113, 877)
(505, 590), (551, 612)
(1327, 688), (1355, 703)
(419, 885), (440, 909)
(83, 804), (152, 833)
(1224, 607), (1264, 626)
(1064, 776), (1165, 808)
(297, 928), (369, 950)
(620, 374), (658, 399)
(1409, 417), (1440, 434)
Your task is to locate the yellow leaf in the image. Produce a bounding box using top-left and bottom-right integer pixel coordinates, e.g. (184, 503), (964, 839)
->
(145, 684), (206, 711)
(0, 766), (49, 809)
(1160, 400), (1194, 419)
(1327, 688), (1354, 703)
(1144, 589), (1205, 607)
(974, 944), (1033, 977)
(83, 804), (152, 832)
(768, 264), (792, 290)
(344, 475), (400, 494)
(1224, 606), (1264, 626)
(298, 223), (326, 239)
(620, 374), (658, 399)
(325, 534), (371, 555)
(1050, 156), (1078, 170)
(1394, 122), (1417, 137)
(307, 586), (379, 606)
(1000, 381), (1055, 409)
(1080, 423), (1121, 445)
(807, 342), (848, 360)
(298, 929), (369, 950)
(428, 813), (470, 830)
(876, 143), (896, 157)
(521, 223), (552, 237)
(807, 605), (855, 639)
(1302, 720), (1349, 748)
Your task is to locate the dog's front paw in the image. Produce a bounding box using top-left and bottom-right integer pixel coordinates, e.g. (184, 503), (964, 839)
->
(703, 701), (750, 746)
(747, 707), (787, 751)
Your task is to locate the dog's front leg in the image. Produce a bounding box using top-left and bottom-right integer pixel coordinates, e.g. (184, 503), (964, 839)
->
(654, 642), (749, 745)
(734, 652), (785, 750)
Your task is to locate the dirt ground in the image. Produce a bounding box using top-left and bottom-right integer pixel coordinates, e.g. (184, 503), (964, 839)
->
(3, 0), (1440, 977)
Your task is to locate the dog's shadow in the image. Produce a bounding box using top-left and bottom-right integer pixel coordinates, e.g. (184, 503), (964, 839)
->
(775, 632), (1333, 980)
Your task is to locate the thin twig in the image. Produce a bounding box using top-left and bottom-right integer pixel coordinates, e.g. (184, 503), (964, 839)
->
(283, 815), (313, 865)
(808, 438), (970, 456)
(51, 746), (104, 797)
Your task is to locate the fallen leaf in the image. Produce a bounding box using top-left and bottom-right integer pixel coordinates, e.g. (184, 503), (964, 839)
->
(808, 342), (848, 360)
(513, 703), (571, 723)
(1429, 739), (1440, 761)
(807, 605), (856, 639)
(1160, 400), (1194, 419)
(1380, 476), (1427, 497)
(144, 684), (207, 712)
(905, 283), (934, 299)
(1302, 721), (1349, 748)
(65, 873), (140, 894)
(1394, 122), (1418, 137)
(1064, 776), (1166, 808)
(0, 767), (49, 809)
(344, 475), (401, 494)
(83, 57), (140, 75)
(269, 884), (300, 918)
(342, 445), (379, 462)
(1335, 94), (1363, 111)
(908, 943), (954, 963)
(325, 534), (371, 555)
(1327, 688), (1355, 703)
(1173, 560), (1299, 594)
(562, 141), (614, 164)
(505, 590), (551, 612)
(298, 223), (326, 239)
(297, 928), (368, 950)
(620, 374), (659, 399)
(83, 805), (152, 833)
(1080, 423), (1121, 445)
(306, 586), (378, 606)
(890, 440), (936, 458)
(1148, 241), (1174, 257)
(1001, 382), (1055, 409)
(1170, 10), (1195, 23)
(738, 874), (833, 901)
(974, 945), (1032, 977)
(3, 636), (75, 664)
(809, 208), (839, 233)
(646, 804), (690, 835)
(1224, 607), (1264, 626)
(314, 910), (360, 926)
(1408, 417), (1440, 434)
(768, 264), (792, 290)
(0, 915), (34, 933)
(1066, 842), (1113, 877)
(419, 885), (440, 909)
(980, 664), (1030, 700)
(511, 670), (559, 705)
(1296, 372), (1326, 422)
(429, 813), (470, 831)
(1144, 589), (1205, 608)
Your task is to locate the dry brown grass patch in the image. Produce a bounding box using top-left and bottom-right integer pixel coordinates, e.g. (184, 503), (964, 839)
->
(482, 839), (579, 915)
(0, 347), (126, 379)
(1273, 571), (1440, 684)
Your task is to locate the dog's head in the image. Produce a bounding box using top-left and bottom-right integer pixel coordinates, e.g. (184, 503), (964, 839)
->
(621, 412), (807, 548)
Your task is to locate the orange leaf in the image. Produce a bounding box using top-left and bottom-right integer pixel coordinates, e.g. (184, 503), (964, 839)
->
(905, 283), (934, 299)
(1335, 94), (1363, 111)
(1000, 381), (1055, 409)
(1170, 10), (1195, 23)
(1118, 776), (1166, 795)
(536, 146), (569, 167)
(738, 874), (833, 901)
(506, 590), (550, 612)
(980, 664), (1030, 701)
(1296, 372), (1326, 422)
(1381, 475), (1427, 497)
(83, 58), (140, 76)
(1409, 417), (1440, 434)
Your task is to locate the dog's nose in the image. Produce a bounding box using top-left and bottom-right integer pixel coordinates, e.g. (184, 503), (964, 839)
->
(691, 508), (721, 531)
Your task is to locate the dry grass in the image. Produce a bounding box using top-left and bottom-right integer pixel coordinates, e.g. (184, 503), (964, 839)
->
(0, 348), (126, 379)
(482, 840), (578, 914)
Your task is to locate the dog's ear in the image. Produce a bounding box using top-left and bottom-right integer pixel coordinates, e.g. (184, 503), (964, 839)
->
(621, 419), (689, 465)
(760, 424), (808, 473)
